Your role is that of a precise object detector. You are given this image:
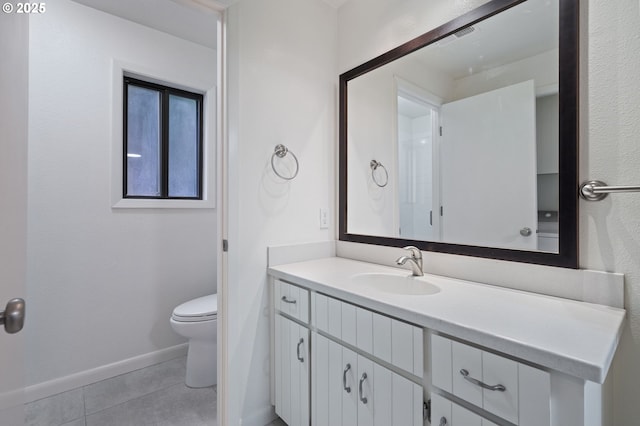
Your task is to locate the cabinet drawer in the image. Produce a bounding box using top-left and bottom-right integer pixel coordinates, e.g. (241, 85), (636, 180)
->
(313, 293), (424, 376)
(275, 280), (309, 324)
(431, 334), (550, 426)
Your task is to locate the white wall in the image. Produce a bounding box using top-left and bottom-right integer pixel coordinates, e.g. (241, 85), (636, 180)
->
(225, 0), (337, 423)
(27, 0), (217, 391)
(339, 0), (640, 425)
(583, 1), (640, 424)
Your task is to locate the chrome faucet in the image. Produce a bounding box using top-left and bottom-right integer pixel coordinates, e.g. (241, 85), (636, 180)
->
(396, 246), (424, 276)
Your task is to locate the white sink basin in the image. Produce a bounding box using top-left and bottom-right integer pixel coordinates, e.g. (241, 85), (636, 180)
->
(351, 272), (440, 296)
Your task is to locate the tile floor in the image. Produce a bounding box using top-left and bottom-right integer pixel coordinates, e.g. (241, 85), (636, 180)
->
(24, 357), (217, 426)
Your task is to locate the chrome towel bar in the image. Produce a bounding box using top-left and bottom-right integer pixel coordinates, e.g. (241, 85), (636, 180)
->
(579, 180), (640, 201)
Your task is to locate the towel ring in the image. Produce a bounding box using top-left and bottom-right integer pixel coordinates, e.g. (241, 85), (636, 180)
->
(370, 160), (388, 187)
(271, 144), (299, 180)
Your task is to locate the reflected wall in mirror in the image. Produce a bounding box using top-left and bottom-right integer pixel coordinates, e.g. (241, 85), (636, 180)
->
(340, 0), (578, 268)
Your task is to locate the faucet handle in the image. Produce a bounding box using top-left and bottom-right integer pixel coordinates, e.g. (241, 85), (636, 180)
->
(402, 245), (422, 259)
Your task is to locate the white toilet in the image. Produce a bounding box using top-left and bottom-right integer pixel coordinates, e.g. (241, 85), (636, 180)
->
(170, 294), (218, 388)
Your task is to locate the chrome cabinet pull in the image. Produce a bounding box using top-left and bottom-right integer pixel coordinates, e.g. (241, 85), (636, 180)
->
(0, 298), (25, 334)
(343, 363), (352, 393)
(281, 296), (297, 304)
(439, 416), (447, 426)
(296, 338), (304, 362)
(358, 372), (368, 404)
(460, 369), (506, 391)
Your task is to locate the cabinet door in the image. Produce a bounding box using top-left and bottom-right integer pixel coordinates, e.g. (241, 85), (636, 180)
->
(367, 355), (423, 426)
(392, 371), (419, 426)
(357, 355), (374, 426)
(313, 332), (343, 426)
(275, 315), (309, 426)
(290, 320), (309, 426)
(372, 363), (392, 426)
(275, 315), (291, 424)
(342, 347), (358, 426)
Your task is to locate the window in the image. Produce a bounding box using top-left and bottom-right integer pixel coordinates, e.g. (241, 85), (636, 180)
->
(124, 77), (203, 199)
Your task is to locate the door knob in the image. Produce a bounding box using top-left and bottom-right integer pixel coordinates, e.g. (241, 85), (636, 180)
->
(0, 298), (25, 334)
(520, 227), (532, 237)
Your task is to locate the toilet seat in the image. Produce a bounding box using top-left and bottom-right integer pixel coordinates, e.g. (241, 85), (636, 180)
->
(172, 294), (218, 323)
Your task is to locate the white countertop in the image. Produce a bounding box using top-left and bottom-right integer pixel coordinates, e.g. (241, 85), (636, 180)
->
(268, 257), (625, 383)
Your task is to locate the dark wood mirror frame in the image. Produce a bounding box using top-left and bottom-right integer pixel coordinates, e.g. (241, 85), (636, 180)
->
(339, 0), (578, 268)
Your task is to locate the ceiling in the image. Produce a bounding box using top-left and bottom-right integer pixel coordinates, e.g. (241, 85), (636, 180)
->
(414, 0), (558, 79)
(71, 0), (221, 48)
(72, 0), (349, 49)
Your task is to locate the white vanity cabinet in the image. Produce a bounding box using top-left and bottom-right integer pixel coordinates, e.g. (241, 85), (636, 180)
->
(269, 256), (625, 426)
(431, 334), (550, 426)
(274, 280), (310, 426)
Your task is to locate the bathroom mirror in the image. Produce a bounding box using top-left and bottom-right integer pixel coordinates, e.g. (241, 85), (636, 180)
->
(339, 0), (578, 268)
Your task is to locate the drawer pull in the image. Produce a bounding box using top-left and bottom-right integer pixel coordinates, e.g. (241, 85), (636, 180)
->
(439, 417), (448, 426)
(296, 338), (304, 362)
(359, 373), (368, 404)
(343, 363), (352, 393)
(281, 296), (297, 304)
(460, 369), (506, 391)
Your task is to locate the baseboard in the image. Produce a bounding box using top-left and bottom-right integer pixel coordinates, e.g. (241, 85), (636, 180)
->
(24, 343), (188, 403)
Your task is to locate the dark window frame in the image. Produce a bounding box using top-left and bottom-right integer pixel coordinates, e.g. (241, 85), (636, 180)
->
(123, 76), (204, 200)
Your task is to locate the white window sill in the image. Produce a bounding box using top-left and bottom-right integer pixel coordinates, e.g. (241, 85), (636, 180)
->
(112, 198), (215, 209)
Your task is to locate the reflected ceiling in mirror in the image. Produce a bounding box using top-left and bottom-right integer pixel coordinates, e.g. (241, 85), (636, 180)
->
(339, 0), (578, 268)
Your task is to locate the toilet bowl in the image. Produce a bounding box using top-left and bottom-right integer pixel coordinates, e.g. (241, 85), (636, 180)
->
(170, 294), (217, 388)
